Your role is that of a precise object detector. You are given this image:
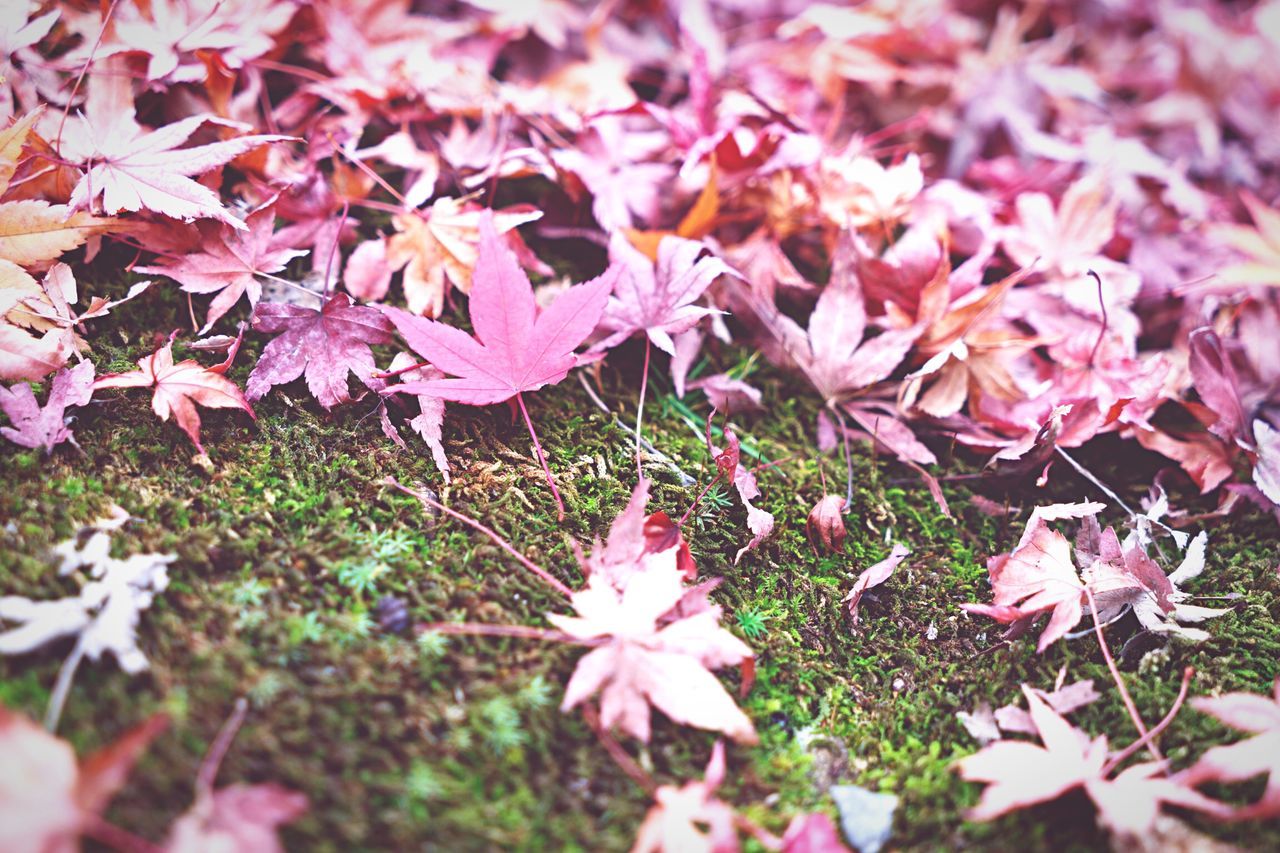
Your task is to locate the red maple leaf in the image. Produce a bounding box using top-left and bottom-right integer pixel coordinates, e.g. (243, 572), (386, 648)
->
(95, 335), (254, 455)
(246, 293), (394, 410)
(137, 203), (307, 332)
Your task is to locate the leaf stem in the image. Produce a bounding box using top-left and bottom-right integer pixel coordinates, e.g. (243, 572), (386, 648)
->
(416, 622), (599, 644)
(635, 336), (651, 482)
(196, 697), (248, 799)
(1103, 666), (1193, 775)
(385, 477), (572, 596)
(372, 360), (433, 380)
(44, 640), (86, 732)
(581, 704), (656, 794)
(831, 407), (855, 510)
(1087, 269), (1107, 367)
(516, 392), (566, 521)
(678, 472), (723, 527)
(1083, 584), (1161, 761)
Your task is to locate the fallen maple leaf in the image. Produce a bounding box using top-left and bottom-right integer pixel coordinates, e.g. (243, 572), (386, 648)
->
(380, 351), (450, 483)
(137, 203), (307, 332)
(382, 211), (612, 518)
(631, 742), (740, 853)
(1208, 191), (1280, 289)
(844, 543), (909, 625)
(707, 425), (776, 564)
(957, 685), (1225, 838)
(1, 262), (152, 384)
(60, 62), (289, 228)
(0, 110), (118, 266)
(1180, 678), (1280, 819)
(961, 502), (1104, 652)
(591, 232), (738, 476)
(0, 705), (167, 853)
(385, 197), (543, 317)
(551, 561), (756, 744)
(594, 233), (735, 357)
(749, 233), (920, 406)
(95, 335), (255, 455)
(580, 479), (695, 588)
(0, 359), (94, 452)
(246, 292), (394, 410)
(993, 679), (1100, 735)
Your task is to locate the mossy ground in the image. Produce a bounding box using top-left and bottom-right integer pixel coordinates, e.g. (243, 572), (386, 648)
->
(1, 266), (1278, 851)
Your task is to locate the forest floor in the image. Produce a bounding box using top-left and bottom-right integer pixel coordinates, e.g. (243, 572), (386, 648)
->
(3, 264), (1278, 852)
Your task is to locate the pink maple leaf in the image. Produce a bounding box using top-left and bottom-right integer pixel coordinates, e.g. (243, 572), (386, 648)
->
(957, 685), (1225, 839)
(382, 211), (612, 518)
(137, 204), (308, 332)
(961, 502), (1105, 652)
(630, 742), (740, 853)
(379, 352), (451, 483)
(550, 562), (756, 744)
(246, 293), (394, 410)
(580, 479), (696, 588)
(1180, 678), (1280, 819)
(0, 359), (94, 453)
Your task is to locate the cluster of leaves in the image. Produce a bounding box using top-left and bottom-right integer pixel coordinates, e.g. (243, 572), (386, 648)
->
(1, 0), (1279, 849)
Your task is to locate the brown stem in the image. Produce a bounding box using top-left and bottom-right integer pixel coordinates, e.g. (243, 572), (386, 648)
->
(196, 698), (249, 799)
(55, 0), (121, 155)
(635, 336), (651, 482)
(385, 478), (573, 597)
(322, 201), (349, 299)
(80, 814), (162, 853)
(416, 622), (600, 645)
(515, 392), (567, 521)
(1082, 584), (1161, 761)
(581, 705), (656, 794)
(678, 471), (723, 527)
(1087, 269), (1107, 367)
(1103, 666), (1194, 775)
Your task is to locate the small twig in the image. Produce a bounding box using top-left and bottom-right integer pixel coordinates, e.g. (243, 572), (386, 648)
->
(385, 478), (573, 597)
(80, 815), (162, 853)
(1055, 446), (1185, 548)
(1083, 584), (1161, 762)
(538, 225), (610, 247)
(1103, 666), (1193, 775)
(678, 472), (724, 527)
(516, 391), (566, 521)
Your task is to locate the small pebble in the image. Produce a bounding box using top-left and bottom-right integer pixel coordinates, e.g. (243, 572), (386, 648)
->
(375, 595), (412, 635)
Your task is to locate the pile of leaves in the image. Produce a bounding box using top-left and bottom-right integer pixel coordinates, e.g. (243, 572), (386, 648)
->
(1, 0), (1279, 849)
